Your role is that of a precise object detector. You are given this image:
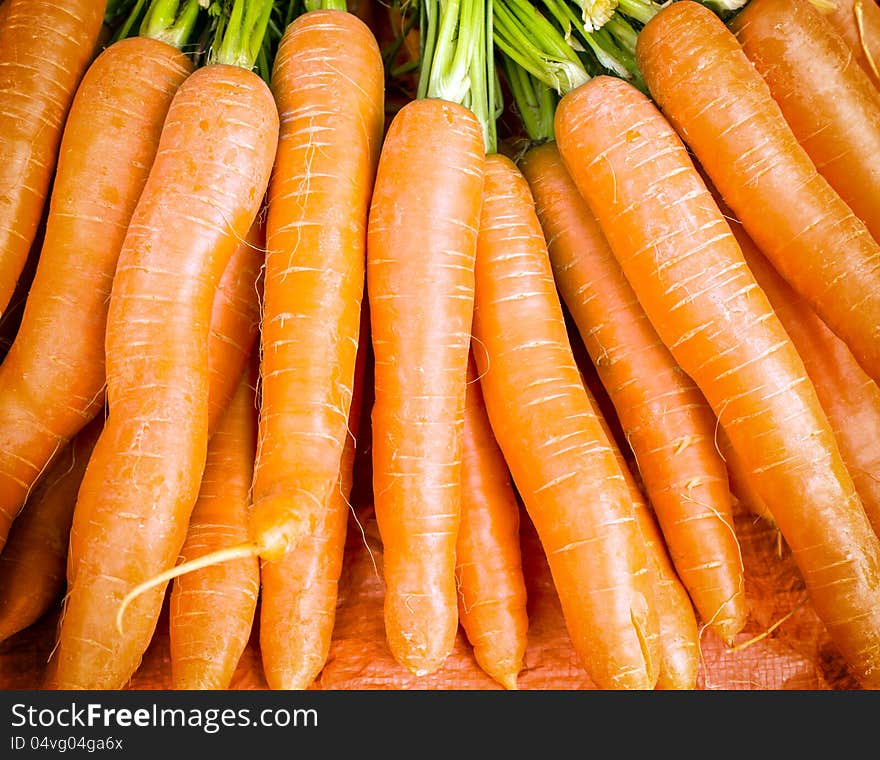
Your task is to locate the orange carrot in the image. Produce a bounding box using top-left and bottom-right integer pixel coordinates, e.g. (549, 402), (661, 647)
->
(367, 98), (485, 676)
(0, 0), (106, 318)
(519, 140), (746, 645)
(169, 361), (260, 690)
(581, 375), (700, 690)
(555, 72), (880, 689)
(812, 0), (880, 89)
(730, 214), (880, 539)
(472, 151), (660, 690)
(251, 6), (384, 578)
(0, 35), (193, 554)
(48, 35), (280, 689)
(636, 0), (880, 386)
(0, 416), (102, 643)
(456, 353), (529, 690)
(259, 310), (368, 691)
(731, 0), (880, 244)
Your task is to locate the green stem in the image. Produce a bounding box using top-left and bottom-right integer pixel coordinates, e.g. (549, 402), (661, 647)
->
(210, 0), (275, 70)
(501, 56), (557, 143)
(112, 0), (149, 42)
(417, 0), (498, 154)
(305, 0), (347, 10)
(140, 0), (202, 48)
(615, 0), (661, 24)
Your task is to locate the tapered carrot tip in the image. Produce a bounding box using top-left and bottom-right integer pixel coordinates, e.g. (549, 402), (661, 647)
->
(496, 671), (519, 690)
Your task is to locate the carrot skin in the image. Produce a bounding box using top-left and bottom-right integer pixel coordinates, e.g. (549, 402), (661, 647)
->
(259, 298), (370, 691)
(472, 152), (660, 691)
(814, 0), (880, 89)
(456, 354), (529, 690)
(48, 64), (279, 690)
(731, 0), (880, 244)
(169, 363), (260, 690)
(636, 0), (880, 385)
(367, 97), (485, 676)
(251, 9), (384, 565)
(0, 36), (193, 553)
(555, 73), (880, 689)
(0, 0), (106, 317)
(519, 141), (746, 645)
(0, 416), (102, 643)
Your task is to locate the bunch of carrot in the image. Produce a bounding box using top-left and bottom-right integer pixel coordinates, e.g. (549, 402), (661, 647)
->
(0, 0), (879, 692)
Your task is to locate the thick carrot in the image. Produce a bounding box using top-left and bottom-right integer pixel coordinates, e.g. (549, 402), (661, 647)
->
(472, 151), (660, 690)
(0, 217), (262, 651)
(169, 361), (260, 690)
(251, 6), (384, 583)
(813, 0), (880, 89)
(0, 0), (106, 318)
(367, 97), (485, 676)
(555, 72), (880, 689)
(47, 48), (280, 689)
(456, 352), (529, 690)
(259, 306), (368, 691)
(582, 375), (700, 690)
(730, 0), (880, 244)
(730, 216), (880, 539)
(0, 415), (102, 643)
(519, 140), (746, 645)
(636, 0), (880, 386)
(0, 34), (194, 554)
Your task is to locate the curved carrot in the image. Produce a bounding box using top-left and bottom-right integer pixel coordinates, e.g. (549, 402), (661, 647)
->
(367, 97), (485, 676)
(0, 0), (105, 318)
(583, 378), (700, 690)
(0, 35), (193, 554)
(636, 0), (880, 386)
(259, 300), (370, 691)
(813, 0), (880, 89)
(519, 140), (746, 645)
(472, 152), (660, 691)
(456, 353), (529, 690)
(731, 0), (880, 244)
(48, 60), (279, 690)
(169, 361), (260, 690)
(252, 7), (384, 577)
(555, 73), (880, 689)
(0, 415), (102, 643)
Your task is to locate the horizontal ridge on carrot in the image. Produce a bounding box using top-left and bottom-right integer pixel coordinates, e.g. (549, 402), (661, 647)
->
(636, 0), (880, 386)
(555, 72), (880, 689)
(472, 151), (661, 690)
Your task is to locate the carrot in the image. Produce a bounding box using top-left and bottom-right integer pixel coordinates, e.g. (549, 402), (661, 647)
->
(456, 353), (529, 690)
(472, 151), (660, 690)
(728, 213), (880, 539)
(0, 0), (106, 318)
(259, 303), (369, 690)
(169, 360), (260, 690)
(519, 140), (746, 646)
(251, 5), (383, 584)
(0, 215), (262, 652)
(0, 20), (195, 554)
(636, 0), (880, 386)
(365, 0), (491, 675)
(46, 1), (279, 690)
(730, 0), (880, 245)
(580, 372), (700, 690)
(811, 0), (880, 89)
(0, 416), (102, 643)
(554, 72), (880, 689)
